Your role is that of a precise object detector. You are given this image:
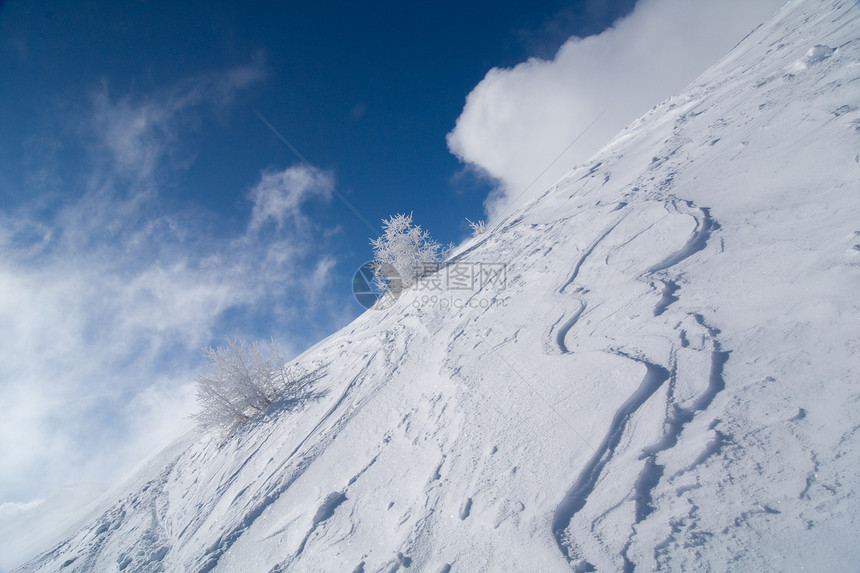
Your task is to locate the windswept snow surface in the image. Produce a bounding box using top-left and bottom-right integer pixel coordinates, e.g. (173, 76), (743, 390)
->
(15, 0), (860, 571)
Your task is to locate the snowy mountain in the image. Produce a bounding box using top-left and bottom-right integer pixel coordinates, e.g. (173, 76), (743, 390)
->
(14, 0), (860, 571)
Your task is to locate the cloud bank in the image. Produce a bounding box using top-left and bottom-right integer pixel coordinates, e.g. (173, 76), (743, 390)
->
(447, 0), (785, 219)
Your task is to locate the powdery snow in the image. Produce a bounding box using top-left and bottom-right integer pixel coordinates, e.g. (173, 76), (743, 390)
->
(12, 0), (860, 571)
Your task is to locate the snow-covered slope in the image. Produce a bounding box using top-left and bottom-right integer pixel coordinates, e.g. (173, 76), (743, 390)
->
(16, 0), (860, 571)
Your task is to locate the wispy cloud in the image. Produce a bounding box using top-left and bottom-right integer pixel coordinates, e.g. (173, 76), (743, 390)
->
(248, 166), (333, 234)
(86, 55), (265, 183)
(0, 58), (343, 518)
(447, 0), (784, 220)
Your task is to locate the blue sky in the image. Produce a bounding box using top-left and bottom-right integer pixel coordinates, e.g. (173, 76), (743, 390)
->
(0, 0), (783, 511)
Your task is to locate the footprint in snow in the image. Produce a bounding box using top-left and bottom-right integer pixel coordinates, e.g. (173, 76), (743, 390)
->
(459, 498), (472, 520)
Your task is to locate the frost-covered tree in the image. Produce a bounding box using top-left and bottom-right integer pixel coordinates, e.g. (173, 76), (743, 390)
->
(370, 213), (446, 292)
(466, 218), (487, 236)
(192, 338), (305, 433)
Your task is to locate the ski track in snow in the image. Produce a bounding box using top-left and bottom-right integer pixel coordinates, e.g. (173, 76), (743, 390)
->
(559, 214), (627, 295)
(551, 357), (670, 563)
(552, 199), (730, 569)
(555, 302), (585, 355)
(647, 203), (715, 274)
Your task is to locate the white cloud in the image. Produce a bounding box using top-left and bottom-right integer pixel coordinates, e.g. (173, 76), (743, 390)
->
(89, 58), (265, 182)
(0, 482), (111, 572)
(447, 0), (785, 219)
(0, 202), (213, 505)
(0, 168), (337, 505)
(248, 166), (333, 233)
(0, 61), (342, 521)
